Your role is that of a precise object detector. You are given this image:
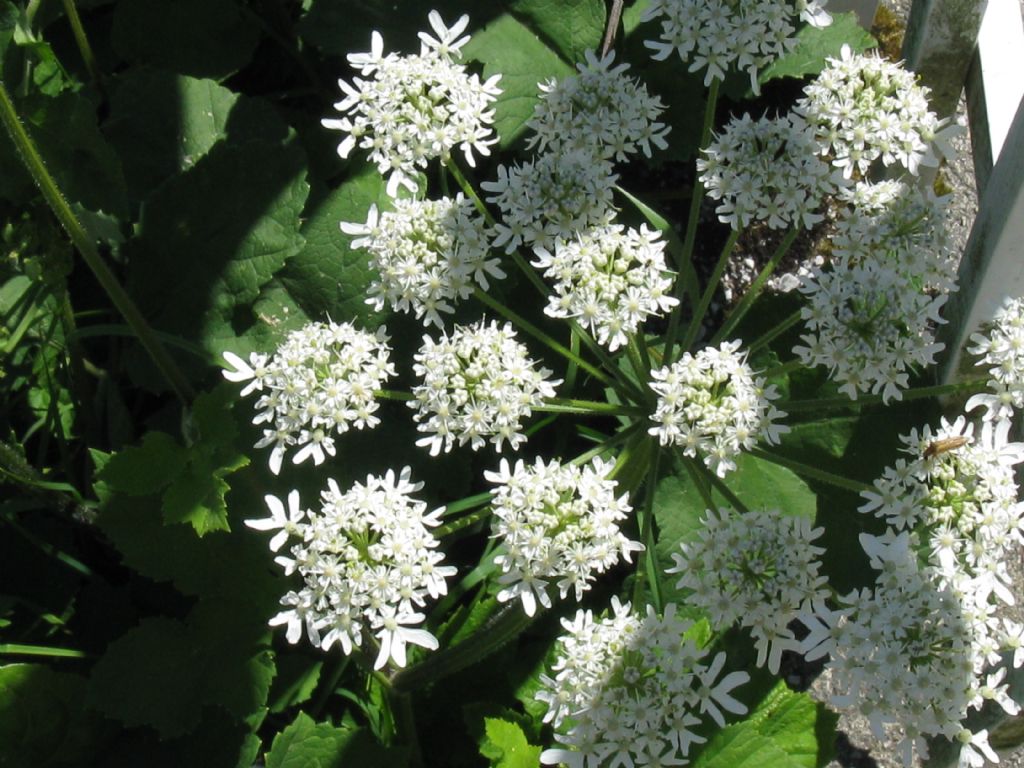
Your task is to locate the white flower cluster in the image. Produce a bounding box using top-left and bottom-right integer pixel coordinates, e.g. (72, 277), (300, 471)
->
(796, 44), (957, 178)
(222, 321), (395, 474)
(485, 457), (642, 616)
(967, 296), (1024, 424)
(340, 196), (505, 328)
(642, 0), (833, 91)
(648, 341), (789, 477)
(698, 112), (844, 230)
(409, 320), (560, 456)
(668, 508), (828, 673)
(246, 469), (456, 670)
(482, 147), (617, 255)
(528, 49), (670, 161)
(532, 224), (678, 351)
(860, 416), (1024, 603)
(536, 599), (750, 767)
(794, 181), (957, 403)
(832, 181), (959, 292)
(801, 531), (1021, 768)
(322, 12), (502, 196)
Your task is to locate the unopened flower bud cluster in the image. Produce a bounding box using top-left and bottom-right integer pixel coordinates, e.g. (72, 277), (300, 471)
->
(222, 321), (396, 474)
(699, 113), (845, 231)
(649, 341), (789, 476)
(967, 295), (1024, 424)
(410, 320), (560, 456)
(532, 224), (678, 351)
(246, 468), (455, 670)
(322, 12), (502, 196)
(486, 457), (642, 616)
(341, 196), (505, 328)
(642, 0), (833, 91)
(669, 507), (828, 673)
(536, 599), (750, 767)
(796, 44), (957, 178)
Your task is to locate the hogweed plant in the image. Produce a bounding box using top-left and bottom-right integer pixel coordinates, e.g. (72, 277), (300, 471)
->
(1, 1), (1022, 767)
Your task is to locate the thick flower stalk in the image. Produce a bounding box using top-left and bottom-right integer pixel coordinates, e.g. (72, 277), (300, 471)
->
(222, 321), (396, 474)
(246, 468), (455, 670)
(482, 146), (618, 255)
(528, 49), (670, 161)
(642, 0), (833, 92)
(485, 456), (642, 616)
(800, 531), (1021, 768)
(409, 320), (561, 456)
(341, 196), (505, 328)
(796, 44), (958, 178)
(667, 507), (828, 673)
(532, 223), (678, 351)
(967, 295), (1024, 424)
(698, 112), (845, 230)
(649, 340), (789, 477)
(536, 599), (750, 767)
(322, 11), (502, 196)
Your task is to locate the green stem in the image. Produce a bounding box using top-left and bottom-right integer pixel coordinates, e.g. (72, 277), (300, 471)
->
(747, 309), (803, 353)
(712, 229), (800, 345)
(443, 491), (493, 517)
(390, 602), (536, 693)
(663, 78), (721, 364)
(749, 447), (873, 494)
(2, 516), (92, 576)
(699, 462), (750, 514)
(535, 397), (642, 416)
(473, 288), (614, 388)
(679, 228), (741, 353)
(376, 389), (414, 402)
(310, 655), (351, 718)
(631, 447), (663, 611)
(445, 157), (494, 225)
(60, 0), (104, 94)
(0, 82), (195, 403)
(569, 421), (645, 467)
(0, 643), (87, 658)
(781, 377), (989, 413)
(435, 506), (491, 538)
(682, 456), (716, 510)
(391, 692), (424, 768)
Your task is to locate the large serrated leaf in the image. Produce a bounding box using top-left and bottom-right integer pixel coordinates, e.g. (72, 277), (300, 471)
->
(278, 167), (390, 325)
(96, 431), (187, 496)
(124, 138), (309, 374)
(87, 599), (275, 739)
(104, 69), (289, 202)
(759, 13), (877, 86)
(463, 13), (574, 149)
(265, 712), (407, 768)
(479, 717), (543, 768)
(508, 0), (605, 64)
(111, 0), (260, 78)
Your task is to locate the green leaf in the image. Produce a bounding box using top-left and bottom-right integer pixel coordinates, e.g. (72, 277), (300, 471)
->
(104, 69), (290, 202)
(479, 717), (543, 768)
(87, 599), (275, 739)
(464, 13), (574, 149)
(265, 712), (407, 768)
(507, 0), (605, 64)
(759, 13), (876, 85)
(124, 138), (309, 370)
(278, 168), (390, 324)
(161, 463), (234, 535)
(692, 725), (793, 768)
(111, 0), (261, 78)
(1, 90), (128, 218)
(0, 664), (100, 767)
(267, 655), (322, 714)
(96, 431), (187, 496)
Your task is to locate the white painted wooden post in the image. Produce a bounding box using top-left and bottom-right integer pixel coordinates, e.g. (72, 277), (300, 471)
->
(902, 0), (989, 118)
(828, 0), (879, 27)
(938, 93), (1024, 382)
(964, 0), (1024, 190)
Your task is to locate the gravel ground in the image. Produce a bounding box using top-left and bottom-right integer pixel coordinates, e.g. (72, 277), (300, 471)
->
(808, 3), (1024, 768)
